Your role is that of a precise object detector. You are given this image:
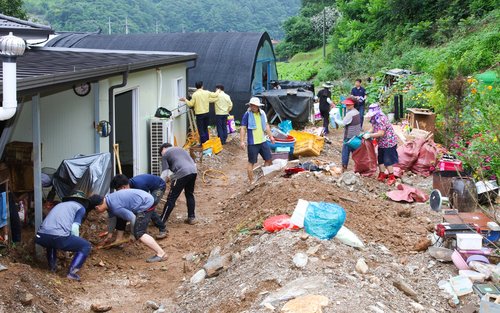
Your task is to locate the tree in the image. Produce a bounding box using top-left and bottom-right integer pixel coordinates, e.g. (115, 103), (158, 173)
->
(0, 0), (28, 20)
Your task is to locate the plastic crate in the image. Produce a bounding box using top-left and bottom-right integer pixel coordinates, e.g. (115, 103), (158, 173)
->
(4, 141), (33, 164)
(289, 130), (324, 157)
(202, 137), (223, 154)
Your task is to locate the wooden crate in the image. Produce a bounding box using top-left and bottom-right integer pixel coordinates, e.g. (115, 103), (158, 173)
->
(4, 141), (34, 165)
(407, 108), (436, 134)
(9, 165), (34, 192)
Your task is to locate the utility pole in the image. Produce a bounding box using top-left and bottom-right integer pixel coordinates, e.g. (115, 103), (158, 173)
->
(108, 17), (111, 35)
(155, 21), (159, 34)
(323, 0), (326, 59)
(125, 16), (129, 34)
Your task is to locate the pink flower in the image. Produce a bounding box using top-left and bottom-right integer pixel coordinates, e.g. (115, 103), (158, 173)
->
(457, 152), (464, 157)
(483, 166), (491, 171)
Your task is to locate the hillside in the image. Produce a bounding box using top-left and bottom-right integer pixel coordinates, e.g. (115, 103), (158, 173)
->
(22, 0), (301, 38)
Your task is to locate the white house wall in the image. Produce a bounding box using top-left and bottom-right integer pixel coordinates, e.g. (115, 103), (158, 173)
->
(10, 90), (95, 169)
(10, 62), (188, 175)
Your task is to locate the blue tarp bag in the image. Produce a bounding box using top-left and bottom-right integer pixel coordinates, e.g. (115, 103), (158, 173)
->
(304, 202), (346, 240)
(278, 120), (293, 134)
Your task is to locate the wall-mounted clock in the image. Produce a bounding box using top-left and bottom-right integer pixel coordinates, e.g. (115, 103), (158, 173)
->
(73, 82), (91, 97)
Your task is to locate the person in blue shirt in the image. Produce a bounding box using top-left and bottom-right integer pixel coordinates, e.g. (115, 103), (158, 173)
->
(106, 174), (167, 245)
(350, 79), (367, 127)
(90, 189), (167, 263)
(35, 191), (99, 281)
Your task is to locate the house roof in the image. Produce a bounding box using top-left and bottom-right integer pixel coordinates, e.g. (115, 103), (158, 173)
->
(0, 47), (197, 96)
(0, 14), (54, 39)
(46, 32), (273, 93)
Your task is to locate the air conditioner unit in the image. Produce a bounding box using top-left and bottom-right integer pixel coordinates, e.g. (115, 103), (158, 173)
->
(149, 118), (173, 176)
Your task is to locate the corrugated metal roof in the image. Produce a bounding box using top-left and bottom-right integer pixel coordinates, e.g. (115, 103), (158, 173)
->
(0, 47), (196, 96)
(0, 14), (53, 39)
(46, 32), (276, 118)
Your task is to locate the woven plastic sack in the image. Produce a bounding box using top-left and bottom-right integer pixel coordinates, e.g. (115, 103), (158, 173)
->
(396, 139), (426, 170)
(304, 202), (346, 240)
(352, 139), (378, 177)
(278, 120), (293, 134)
(412, 140), (438, 177)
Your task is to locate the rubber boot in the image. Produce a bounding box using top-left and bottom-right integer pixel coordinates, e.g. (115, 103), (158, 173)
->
(67, 252), (88, 281)
(377, 172), (388, 182)
(386, 174), (396, 186)
(46, 248), (57, 272)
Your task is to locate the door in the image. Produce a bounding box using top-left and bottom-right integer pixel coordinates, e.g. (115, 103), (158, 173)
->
(262, 62), (269, 90)
(114, 90), (138, 178)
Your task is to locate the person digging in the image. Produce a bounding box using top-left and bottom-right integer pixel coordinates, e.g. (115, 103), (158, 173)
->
(239, 97), (275, 183)
(35, 191), (100, 281)
(363, 103), (399, 186)
(102, 174), (168, 248)
(90, 189), (167, 263)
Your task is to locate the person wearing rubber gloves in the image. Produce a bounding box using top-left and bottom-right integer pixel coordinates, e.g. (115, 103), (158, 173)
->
(35, 191), (99, 280)
(333, 97), (362, 172)
(90, 189), (167, 263)
(363, 103), (399, 185)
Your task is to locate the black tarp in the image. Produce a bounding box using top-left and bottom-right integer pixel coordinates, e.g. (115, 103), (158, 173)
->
(260, 90), (314, 123)
(277, 80), (314, 93)
(52, 153), (111, 198)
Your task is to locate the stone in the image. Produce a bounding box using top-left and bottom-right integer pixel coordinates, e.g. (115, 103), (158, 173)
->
(146, 300), (159, 310)
(368, 305), (385, 313)
(413, 237), (432, 252)
(0, 263), (7, 272)
(261, 276), (328, 306)
(341, 172), (359, 186)
(410, 302), (425, 311)
(355, 258), (369, 274)
(90, 304), (112, 312)
(19, 292), (34, 306)
(281, 295), (329, 313)
(190, 269), (206, 284)
(306, 245), (321, 256)
(292, 252), (308, 268)
(203, 253), (232, 277)
(208, 246), (221, 260)
(300, 233), (309, 241)
(393, 280), (418, 300)
(263, 303), (276, 311)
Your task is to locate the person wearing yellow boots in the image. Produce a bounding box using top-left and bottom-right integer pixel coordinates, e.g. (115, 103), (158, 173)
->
(363, 103), (399, 185)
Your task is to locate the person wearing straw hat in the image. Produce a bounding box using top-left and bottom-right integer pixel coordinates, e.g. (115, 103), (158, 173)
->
(333, 97), (362, 172)
(240, 97), (275, 183)
(317, 81), (334, 135)
(35, 190), (99, 280)
(363, 103), (399, 185)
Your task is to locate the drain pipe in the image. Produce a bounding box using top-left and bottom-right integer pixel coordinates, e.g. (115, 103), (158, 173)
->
(108, 70), (129, 177)
(0, 32), (26, 121)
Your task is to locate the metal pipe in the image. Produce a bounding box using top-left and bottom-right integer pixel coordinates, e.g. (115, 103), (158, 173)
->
(108, 70), (129, 180)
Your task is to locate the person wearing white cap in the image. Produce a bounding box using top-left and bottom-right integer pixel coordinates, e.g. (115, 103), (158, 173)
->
(363, 103), (399, 185)
(317, 82), (334, 135)
(240, 97), (276, 182)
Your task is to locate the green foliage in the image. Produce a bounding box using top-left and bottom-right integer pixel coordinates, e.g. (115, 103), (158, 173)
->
(0, 0), (27, 19)
(22, 0), (301, 38)
(277, 47), (329, 81)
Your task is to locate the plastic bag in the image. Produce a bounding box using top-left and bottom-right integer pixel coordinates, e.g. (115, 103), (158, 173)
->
(396, 139), (426, 171)
(335, 226), (365, 248)
(411, 140), (438, 177)
(304, 202), (346, 240)
(278, 120), (293, 134)
(263, 214), (298, 233)
(352, 139), (378, 177)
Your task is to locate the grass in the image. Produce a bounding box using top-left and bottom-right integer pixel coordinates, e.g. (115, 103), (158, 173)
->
(277, 46), (332, 82)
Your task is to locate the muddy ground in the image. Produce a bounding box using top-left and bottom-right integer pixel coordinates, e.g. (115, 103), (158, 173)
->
(0, 127), (489, 313)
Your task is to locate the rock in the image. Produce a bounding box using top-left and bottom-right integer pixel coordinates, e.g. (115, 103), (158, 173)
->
(281, 295), (329, 313)
(410, 302), (425, 311)
(153, 309), (166, 313)
(341, 172), (359, 186)
(261, 276), (327, 306)
(368, 305), (384, 313)
(263, 303), (276, 311)
(413, 237), (432, 252)
(208, 246), (221, 260)
(203, 253), (232, 277)
(190, 269), (206, 284)
(393, 280), (418, 300)
(306, 245), (321, 256)
(300, 233), (309, 241)
(0, 263), (7, 272)
(292, 252), (308, 268)
(146, 300), (159, 310)
(355, 258), (369, 274)
(90, 304), (112, 312)
(19, 292), (34, 306)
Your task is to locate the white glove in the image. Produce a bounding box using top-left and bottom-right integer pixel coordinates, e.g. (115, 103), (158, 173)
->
(327, 98), (333, 105)
(363, 133), (371, 139)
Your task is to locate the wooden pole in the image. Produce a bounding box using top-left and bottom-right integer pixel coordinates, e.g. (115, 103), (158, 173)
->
(113, 144), (122, 174)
